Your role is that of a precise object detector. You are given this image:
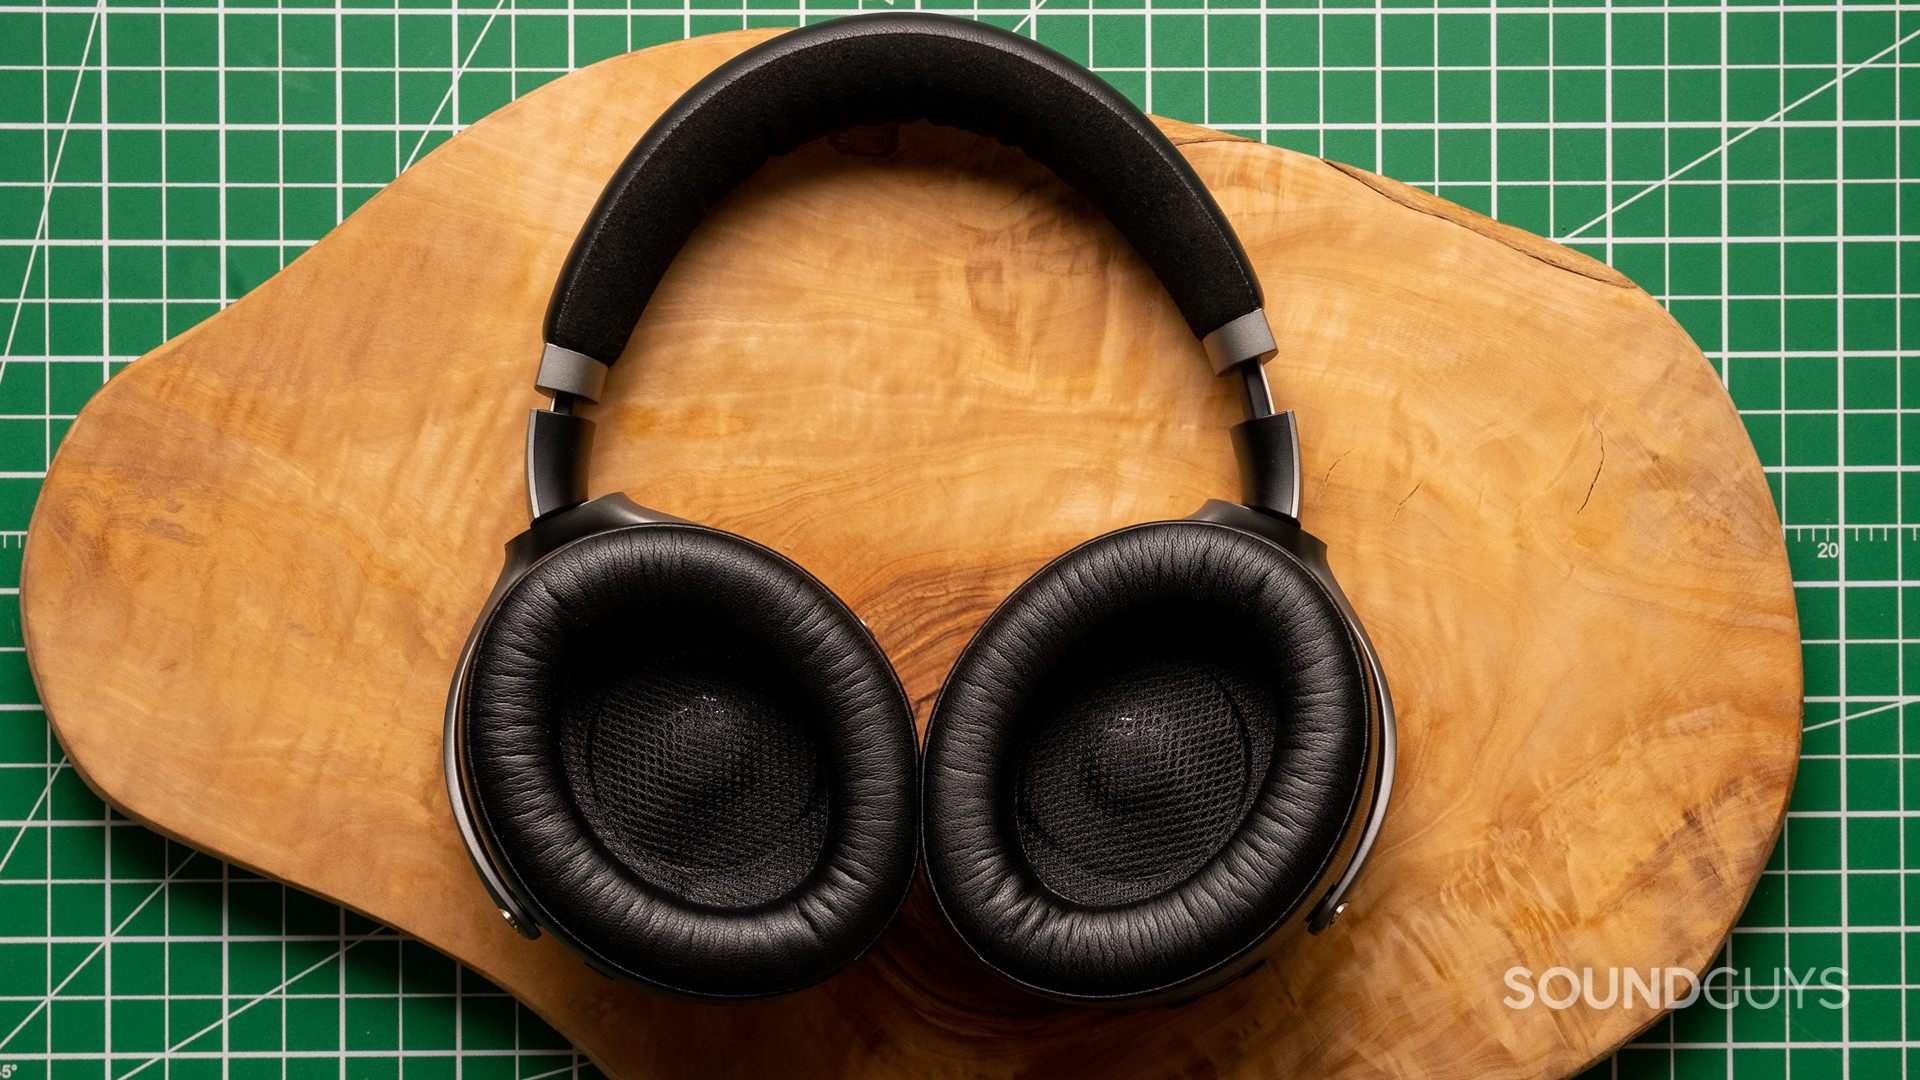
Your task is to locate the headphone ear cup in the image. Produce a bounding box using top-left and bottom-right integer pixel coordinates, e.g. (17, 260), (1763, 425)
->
(921, 519), (1372, 1006)
(460, 523), (918, 1000)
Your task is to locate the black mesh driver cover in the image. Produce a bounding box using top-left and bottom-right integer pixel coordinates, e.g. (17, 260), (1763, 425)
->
(921, 519), (1370, 1004)
(463, 523), (918, 1000)
(555, 623), (829, 909)
(1012, 614), (1279, 907)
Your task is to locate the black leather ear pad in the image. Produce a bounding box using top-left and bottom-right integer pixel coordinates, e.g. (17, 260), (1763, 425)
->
(461, 523), (918, 1000)
(921, 519), (1370, 1004)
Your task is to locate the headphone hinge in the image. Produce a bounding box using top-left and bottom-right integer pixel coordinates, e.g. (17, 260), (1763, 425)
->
(1201, 308), (1279, 375)
(1229, 409), (1302, 522)
(535, 343), (610, 402)
(526, 406), (594, 521)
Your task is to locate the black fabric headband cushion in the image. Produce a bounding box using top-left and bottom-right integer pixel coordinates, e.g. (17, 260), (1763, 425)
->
(921, 520), (1371, 1003)
(545, 11), (1263, 365)
(462, 523), (918, 999)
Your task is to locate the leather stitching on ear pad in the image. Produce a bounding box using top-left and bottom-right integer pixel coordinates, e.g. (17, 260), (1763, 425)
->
(921, 520), (1369, 1003)
(463, 524), (918, 1000)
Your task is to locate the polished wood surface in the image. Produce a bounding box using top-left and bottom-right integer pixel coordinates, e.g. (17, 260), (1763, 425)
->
(21, 29), (1801, 1080)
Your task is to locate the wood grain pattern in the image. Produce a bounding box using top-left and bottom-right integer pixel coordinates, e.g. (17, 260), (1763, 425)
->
(20, 28), (1801, 1080)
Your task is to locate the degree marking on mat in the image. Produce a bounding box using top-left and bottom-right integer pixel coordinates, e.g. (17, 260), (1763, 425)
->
(1008, 1), (1052, 38)
(0, 0), (106, 397)
(400, 0), (514, 174)
(0, 852), (193, 1054)
(110, 929), (399, 1080)
(1800, 698), (1920, 737)
(1562, 23), (1920, 241)
(0, 755), (65, 881)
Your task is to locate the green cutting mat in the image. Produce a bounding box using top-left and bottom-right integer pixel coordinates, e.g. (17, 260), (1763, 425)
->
(0, 0), (1890, 1077)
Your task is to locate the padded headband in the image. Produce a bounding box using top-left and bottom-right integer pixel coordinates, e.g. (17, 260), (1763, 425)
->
(535, 12), (1280, 400)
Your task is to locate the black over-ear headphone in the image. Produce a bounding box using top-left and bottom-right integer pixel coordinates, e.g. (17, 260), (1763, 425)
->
(444, 11), (1395, 1007)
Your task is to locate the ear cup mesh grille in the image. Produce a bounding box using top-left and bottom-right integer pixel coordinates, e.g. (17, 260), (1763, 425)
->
(1012, 610), (1277, 907)
(555, 621), (829, 910)
(462, 521), (920, 998)
(921, 520), (1371, 1002)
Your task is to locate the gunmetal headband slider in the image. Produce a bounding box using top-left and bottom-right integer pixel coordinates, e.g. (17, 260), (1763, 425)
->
(535, 343), (610, 403)
(1201, 309), (1279, 376)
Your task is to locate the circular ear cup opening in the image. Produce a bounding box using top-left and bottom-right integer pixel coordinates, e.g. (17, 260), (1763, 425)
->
(460, 523), (919, 999)
(922, 520), (1372, 1005)
(555, 607), (829, 910)
(1013, 602), (1278, 908)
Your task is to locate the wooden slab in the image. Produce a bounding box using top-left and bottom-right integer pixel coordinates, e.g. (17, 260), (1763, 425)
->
(21, 29), (1801, 1080)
